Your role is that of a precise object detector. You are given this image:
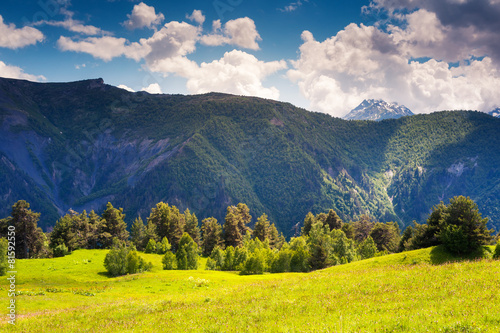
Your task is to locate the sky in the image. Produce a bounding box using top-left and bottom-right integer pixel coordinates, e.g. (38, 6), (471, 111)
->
(1, 0), (500, 117)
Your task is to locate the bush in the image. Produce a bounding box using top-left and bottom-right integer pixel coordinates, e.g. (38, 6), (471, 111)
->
(53, 244), (69, 258)
(162, 251), (176, 270)
(241, 251), (265, 275)
(104, 245), (152, 276)
(145, 239), (157, 254)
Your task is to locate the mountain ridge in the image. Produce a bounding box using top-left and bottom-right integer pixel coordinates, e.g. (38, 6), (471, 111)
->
(1, 77), (499, 234)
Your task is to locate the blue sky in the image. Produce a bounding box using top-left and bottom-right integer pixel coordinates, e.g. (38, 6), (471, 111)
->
(1, 0), (500, 117)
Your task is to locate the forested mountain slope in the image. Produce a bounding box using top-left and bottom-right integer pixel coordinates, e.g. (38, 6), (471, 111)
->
(1, 77), (499, 234)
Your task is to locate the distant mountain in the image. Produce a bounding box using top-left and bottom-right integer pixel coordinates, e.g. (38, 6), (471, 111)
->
(0, 77), (499, 235)
(489, 108), (500, 118)
(344, 99), (414, 121)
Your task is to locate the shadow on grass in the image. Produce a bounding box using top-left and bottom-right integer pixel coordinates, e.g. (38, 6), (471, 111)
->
(429, 245), (493, 265)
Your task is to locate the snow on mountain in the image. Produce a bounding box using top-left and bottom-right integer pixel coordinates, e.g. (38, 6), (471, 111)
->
(344, 99), (414, 121)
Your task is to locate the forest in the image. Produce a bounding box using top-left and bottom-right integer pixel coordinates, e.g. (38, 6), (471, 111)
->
(1, 196), (498, 277)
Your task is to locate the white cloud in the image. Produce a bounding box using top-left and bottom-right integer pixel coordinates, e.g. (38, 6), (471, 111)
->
(279, 0), (307, 12)
(57, 36), (150, 62)
(36, 8), (108, 36)
(288, 22), (500, 116)
(143, 21), (200, 64)
(141, 83), (162, 94)
(200, 17), (261, 50)
(0, 15), (44, 49)
(183, 50), (287, 100)
(186, 10), (205, 25)
(118, 84), (135, 92)
(0, 61), (46, 81)
(123, 2), (164, 30)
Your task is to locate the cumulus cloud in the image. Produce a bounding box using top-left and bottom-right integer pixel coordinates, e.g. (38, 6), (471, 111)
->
(288, 21), (500, 116)
(186, 9), (205, 25)
(141, 83), (162, 94)
(368, 0), (500, 63)
(143, 21), (200, 65)
(123, 2), (164, 30)
(0, 15), (44, 49)
(0, 61), (46, 81)
(200, 17), (262, 50)
(183, 50), (287, 99)
(57, 12), (283, 100)
(117, 84), (135, 92)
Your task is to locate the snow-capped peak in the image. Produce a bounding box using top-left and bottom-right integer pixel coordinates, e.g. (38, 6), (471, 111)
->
(343, 99), (414, 121)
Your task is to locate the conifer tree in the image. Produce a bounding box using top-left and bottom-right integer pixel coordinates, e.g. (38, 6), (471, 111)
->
(301, 212), (315, 236)
(101, 202), (129, 248)
(224, 207), (243, 248)
(236, 203), (252, 237)
(176, 233), (198, 270)
(254, 214), (271, 242)
(9, 200), (44, 258)
(184, 208), (201, 246)
(325, 209), (343, 231)
(130, 216), (146, 251)
(201, 217), (223, 256)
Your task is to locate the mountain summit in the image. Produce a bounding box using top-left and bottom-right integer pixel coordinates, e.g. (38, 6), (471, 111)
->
(344, 99), (414, 121)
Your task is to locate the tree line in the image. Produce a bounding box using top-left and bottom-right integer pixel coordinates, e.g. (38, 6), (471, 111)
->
(0, 196), (498, 276)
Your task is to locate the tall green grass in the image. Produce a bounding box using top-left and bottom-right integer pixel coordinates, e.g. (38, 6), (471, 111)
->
(2, 247), (499, 332)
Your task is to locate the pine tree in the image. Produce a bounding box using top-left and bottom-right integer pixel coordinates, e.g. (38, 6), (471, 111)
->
(176, 233), (198, 270)
(325, 209), (343, 231)
(236, 203), (252, 237)
(254, 214), (271, 242)
(201, 217), (223, 256)
(184, 208), (201, 246)
(301, 212), (315, 236)
(101, 202), (129, 248)
(9, 200), (44, 258)
(224, 207), (243, 248)
(130, 217), (146, 251)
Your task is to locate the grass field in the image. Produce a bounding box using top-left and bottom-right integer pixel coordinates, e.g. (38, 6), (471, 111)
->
(1, 246), (500, 332)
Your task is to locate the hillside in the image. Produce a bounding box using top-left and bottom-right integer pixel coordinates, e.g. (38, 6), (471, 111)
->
(0, 77), (500, 234)
(2, 248), (499, 332)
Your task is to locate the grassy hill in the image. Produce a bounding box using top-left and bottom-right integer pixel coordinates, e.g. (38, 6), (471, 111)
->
(1, 77), (500, 234)
(2, 248), (499, 332)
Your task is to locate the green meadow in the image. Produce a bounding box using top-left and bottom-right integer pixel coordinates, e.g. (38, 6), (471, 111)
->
(2, 247), (500, 332)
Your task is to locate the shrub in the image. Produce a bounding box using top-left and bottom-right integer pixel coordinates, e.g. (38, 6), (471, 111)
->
(162, 251), (176, 270)
(104, 245), (152, 276)
(241, 250), (266, 275)
(53, 244), (69, 258)
(145, 239), (157, 254)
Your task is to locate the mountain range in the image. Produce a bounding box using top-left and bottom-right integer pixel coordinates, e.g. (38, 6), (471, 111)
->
(1, 77), (499, 235)
(344, 99), (414, 121)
